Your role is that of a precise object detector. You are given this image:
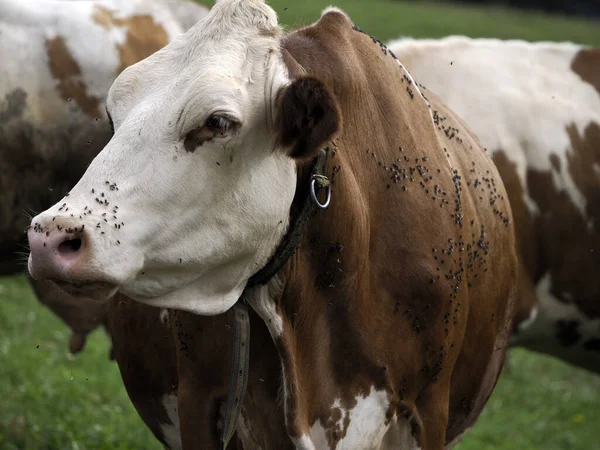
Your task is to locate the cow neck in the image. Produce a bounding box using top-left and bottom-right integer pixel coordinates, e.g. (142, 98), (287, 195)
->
(219, 147), (330, 450)
(247, 147), (330, 287)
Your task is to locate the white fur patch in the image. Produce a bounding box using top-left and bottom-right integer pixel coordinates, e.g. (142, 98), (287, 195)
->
(246, 275), (285, 338)
(159, 308), (169, 327)
(536, 274), (600, 330)
(517, 305), (539, 334)
(292, 435), (316, 450)
(306, 387), (409, 449)
(160, 394), (182, 450)
(236, 408), (264, 450)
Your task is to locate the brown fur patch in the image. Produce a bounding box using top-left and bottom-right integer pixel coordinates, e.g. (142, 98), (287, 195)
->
(514, 122), (600, 319)
(108, 296), (179, 447)
(45, 36), (101, 117)
(526, 137), (600, 318)
(492, 151), (539, 327)
(184, 126), (214, 153)
(92, 6), (169, 74)
(566, 122), (600, 225)
(492, 151), (538, 277)
(571, 49), (600, 95)
(549, 153), (561, 172)
(0, 88), (27, 122)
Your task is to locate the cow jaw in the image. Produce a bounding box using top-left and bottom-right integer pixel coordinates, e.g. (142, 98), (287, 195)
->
(27, 0), (300, 315)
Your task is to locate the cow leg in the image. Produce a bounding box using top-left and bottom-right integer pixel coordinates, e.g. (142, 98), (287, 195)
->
(28, 277), (111, 355)
(513, 272), (600, 373)
(417, 386), (450, 450)
(382, 384), (449, 449)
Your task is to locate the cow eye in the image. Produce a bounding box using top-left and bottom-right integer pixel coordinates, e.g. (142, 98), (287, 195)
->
(205, 115), (233, 136)
(183, 114), (238, 152)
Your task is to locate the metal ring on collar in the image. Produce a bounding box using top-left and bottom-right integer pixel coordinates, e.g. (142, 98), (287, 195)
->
(310, 175), (331, 209)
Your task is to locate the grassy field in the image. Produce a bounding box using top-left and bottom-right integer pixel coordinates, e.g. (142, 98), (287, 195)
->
(0, 276), (159, 450)
(3, 280), (600, 450)
(200, 0), (600, 46)
(2, 0), (600, 449)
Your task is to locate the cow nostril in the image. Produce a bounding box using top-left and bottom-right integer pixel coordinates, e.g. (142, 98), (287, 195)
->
(58, 238), (82, 254)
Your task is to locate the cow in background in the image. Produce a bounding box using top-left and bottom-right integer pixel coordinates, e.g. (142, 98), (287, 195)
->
(388, 36), (600, 373)
(0, 0), (209, 354)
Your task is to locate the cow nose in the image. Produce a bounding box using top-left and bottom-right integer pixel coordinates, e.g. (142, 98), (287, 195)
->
(28, 224), (89, 282)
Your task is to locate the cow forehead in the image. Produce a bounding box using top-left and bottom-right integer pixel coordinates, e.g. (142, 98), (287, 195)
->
(202, 0), (279, 33)
(108, 43), (268, 126)
(166, 0), (280, 61)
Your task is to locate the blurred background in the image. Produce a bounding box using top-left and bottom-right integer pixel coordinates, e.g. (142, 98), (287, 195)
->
(1, 0), (599, 449)
(447, 0), (599, 18)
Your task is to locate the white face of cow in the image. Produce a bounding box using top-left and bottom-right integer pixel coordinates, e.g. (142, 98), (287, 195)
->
(26, 0), (340, 315)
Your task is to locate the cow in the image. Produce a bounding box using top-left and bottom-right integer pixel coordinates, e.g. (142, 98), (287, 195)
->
(387, 36), (600, 374)
(0, 0), (209, 354)
(26, 1), (518, 448)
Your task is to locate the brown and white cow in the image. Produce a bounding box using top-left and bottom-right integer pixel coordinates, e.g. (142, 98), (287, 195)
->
(388, 36), (600, 374)
(0, 0), (209, 353)
(26, 1), (518, 448)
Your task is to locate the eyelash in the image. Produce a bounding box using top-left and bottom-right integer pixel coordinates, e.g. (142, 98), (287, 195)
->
(205, 115), (232, 135)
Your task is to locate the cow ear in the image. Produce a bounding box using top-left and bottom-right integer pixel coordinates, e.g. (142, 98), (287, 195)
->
(275, 77), (340, 160)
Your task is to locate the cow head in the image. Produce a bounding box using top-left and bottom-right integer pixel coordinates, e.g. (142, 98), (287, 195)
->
(27, 0), (339, 315)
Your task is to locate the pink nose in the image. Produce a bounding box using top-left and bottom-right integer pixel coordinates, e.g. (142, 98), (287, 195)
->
(28, 223), (89, 282)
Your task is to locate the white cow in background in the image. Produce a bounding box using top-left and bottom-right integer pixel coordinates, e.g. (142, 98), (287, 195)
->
(388, 36), (600, 373)
(0, 0), (209, 354)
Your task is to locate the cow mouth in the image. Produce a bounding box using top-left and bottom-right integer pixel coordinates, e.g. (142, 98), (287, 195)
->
(52, 279), (117, 302)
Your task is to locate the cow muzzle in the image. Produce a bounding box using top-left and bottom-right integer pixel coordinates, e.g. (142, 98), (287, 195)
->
(27, 220), (116, 301)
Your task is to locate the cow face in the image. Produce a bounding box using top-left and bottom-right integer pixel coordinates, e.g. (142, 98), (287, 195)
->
(27, 0), (339, 315)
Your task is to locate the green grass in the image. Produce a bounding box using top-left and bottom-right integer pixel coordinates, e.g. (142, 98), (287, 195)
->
(2, 1), (600, 448)
(201, 0), (600, 46)
(455, 352), (600, 450)
(0, 276), (160, 450)
(3, 274), (600, 450)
